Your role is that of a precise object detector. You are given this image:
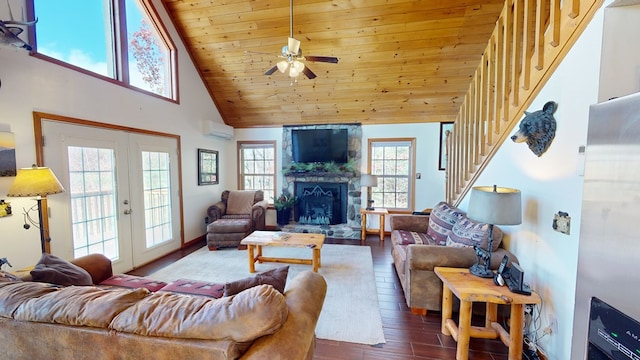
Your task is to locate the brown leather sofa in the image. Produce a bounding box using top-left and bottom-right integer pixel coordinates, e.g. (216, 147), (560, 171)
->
(390, 202), (518, 315)
(1, 254), (327, 359)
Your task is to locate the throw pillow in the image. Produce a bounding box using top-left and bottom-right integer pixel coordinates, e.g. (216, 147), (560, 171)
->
(158, 279), (224, 298)
(99, 274), (167, 292)
(0, 270), (22, 283)
(30, 253), (93, 286)
(427, 201), (466, 245)
(223, 266), (289, 297)
(445, 216), (504, 251)
(226, 190), (256, 215)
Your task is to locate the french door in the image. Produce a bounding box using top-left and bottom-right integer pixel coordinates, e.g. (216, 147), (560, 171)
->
(40, 118), (182, 274)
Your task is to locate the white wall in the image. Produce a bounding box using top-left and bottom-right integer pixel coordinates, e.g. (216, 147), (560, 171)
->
(456, 4), (608, 359)
(0, 0), (232, 269)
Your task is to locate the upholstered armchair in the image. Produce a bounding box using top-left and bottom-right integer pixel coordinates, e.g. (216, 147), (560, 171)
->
(207, 190), (267, 228)
(205, 190), (268, 250)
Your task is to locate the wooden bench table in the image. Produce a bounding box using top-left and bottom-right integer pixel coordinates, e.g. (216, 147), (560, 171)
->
(434, 266), (541, 360)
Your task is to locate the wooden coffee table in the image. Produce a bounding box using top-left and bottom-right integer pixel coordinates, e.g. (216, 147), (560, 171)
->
(240, 231), (325, 272)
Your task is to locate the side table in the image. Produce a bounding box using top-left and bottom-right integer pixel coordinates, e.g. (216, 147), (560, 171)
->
(434, 266), (541, 360)
(359, 208), (388, 242)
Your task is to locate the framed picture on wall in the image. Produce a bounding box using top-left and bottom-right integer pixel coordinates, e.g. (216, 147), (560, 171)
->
(0, 131), (17, 177)
(198, 149), (219, 185)
(439, 122), (454, 171)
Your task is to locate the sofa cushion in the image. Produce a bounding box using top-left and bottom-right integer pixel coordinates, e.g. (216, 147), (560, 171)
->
(427, 202), (466, 245)
(393, 230), (436, 246)
(224, 266), (289, 296)
(0, 282), (60, 317)
(99, 274), (167, 292)
(14, 286), (149, 328)
(226, 190), (256, 215)
(30, 253), (93, 286)
(159, 279), (225, 298)
(445, 216), (503, 251)
(110, 284), (288, 342)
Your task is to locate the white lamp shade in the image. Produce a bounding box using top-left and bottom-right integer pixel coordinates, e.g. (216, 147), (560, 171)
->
(361, 174), (378, 187)
(7, 165), (65, 197)
(467, 185), (521, 225)
(277, 60), (289, 73)
(287, 37), (301, 55)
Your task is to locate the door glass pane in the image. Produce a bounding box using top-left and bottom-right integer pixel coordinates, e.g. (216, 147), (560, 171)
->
(68, 146), (119, 259)
(141, 151), (172, 247)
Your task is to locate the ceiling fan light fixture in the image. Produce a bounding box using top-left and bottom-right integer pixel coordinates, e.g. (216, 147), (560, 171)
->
(277, 60), (289, 73)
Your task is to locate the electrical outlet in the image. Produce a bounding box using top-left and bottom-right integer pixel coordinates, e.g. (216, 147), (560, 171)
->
(552, 212), (570, 235)
(544, 314), (558, 335)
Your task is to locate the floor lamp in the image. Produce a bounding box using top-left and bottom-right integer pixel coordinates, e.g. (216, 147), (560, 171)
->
(7, 165), (66, 253)
(466, 185), (522, 278)
(360, 174), (378, 210)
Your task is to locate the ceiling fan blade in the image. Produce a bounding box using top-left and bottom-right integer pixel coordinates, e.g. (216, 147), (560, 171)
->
(302, 66), (317, 79)
(264, 65), (279, 75)
(305, 55), (339, 63)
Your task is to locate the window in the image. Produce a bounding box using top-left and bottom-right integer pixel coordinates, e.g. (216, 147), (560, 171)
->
(68, 146), (119, 259)
(30, 0), (175, 100)
(368, 139), (416, 211)
(238, 141), (276, 204)
(141, 151), (172, 247)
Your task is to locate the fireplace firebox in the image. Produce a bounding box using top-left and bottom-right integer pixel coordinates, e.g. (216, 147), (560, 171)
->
(295, 182), (348, 225)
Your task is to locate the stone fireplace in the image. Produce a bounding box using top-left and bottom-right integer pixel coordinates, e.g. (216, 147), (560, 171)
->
(280, 124), (363, 238)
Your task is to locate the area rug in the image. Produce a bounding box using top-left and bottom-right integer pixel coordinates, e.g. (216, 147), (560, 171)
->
(149, 244), (386, 345)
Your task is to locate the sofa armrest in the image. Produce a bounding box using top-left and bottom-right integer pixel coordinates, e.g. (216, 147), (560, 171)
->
(207, 201), (226, 224)
(241, 271), (327, 360)
(70, 253), (113, 284)
(390, 214), (429, 233)
(407, 245), (518, 272)
(251, 199), (268, 230)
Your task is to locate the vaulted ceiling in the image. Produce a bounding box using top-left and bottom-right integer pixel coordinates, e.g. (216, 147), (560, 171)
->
(162, 0), (504, 128)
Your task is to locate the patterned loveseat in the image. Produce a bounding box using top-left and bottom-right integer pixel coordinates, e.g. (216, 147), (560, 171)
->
(390, 201), (518, 315)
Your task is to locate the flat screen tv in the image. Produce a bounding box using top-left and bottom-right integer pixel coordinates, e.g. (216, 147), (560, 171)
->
(291, 129), (348, 163)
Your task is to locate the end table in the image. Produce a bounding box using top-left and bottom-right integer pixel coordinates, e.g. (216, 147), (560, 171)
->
(434, 266), (541, 360)
(360, 208), (388, 242)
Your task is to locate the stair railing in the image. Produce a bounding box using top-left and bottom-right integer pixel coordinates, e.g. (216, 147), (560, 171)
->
(446, 0), (604, 205)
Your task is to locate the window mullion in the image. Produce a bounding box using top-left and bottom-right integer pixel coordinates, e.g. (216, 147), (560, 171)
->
(112, 0), (129, 83)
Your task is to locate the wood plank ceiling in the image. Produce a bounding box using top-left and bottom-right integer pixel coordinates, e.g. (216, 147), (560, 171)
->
(162, 0), (504, 128)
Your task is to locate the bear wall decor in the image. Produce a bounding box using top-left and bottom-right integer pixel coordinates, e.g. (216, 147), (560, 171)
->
(510, 101), (557, 157)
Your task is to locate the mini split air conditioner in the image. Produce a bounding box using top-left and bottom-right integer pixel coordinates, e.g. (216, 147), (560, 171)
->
(203, 120), (234, 140)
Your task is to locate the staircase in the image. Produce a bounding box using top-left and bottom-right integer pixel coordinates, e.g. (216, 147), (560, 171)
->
(446, 0), (604, 206)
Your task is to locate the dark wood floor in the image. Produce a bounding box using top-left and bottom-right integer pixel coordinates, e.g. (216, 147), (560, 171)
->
(129, 235), (510, 360)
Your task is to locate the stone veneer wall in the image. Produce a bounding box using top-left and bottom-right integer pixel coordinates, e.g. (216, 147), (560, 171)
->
(282, 124), (362, 228)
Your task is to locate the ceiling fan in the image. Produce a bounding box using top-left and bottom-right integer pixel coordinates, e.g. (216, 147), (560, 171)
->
(259, 0), (338, 81)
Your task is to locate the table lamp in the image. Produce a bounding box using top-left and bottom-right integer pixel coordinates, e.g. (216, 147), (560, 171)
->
(361, 174), (378, 210)
(7, 165), (66, 253)
(466, 185), (521, 278)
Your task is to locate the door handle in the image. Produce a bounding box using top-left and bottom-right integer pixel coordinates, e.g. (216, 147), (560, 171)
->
(124, 209), (132, 215)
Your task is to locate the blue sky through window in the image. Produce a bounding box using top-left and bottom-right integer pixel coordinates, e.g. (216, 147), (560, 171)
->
(33, 0), (156, 93)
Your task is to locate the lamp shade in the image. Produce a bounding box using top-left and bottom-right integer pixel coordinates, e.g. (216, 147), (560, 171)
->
(467, 185), (521, 225)
(7, 165), (65, 197)
(360, 174), (378, 187)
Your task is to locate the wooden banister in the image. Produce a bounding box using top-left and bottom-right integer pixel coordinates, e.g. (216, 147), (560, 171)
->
(446, 0), (604, 206)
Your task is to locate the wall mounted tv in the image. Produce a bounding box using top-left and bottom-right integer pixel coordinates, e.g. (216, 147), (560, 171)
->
(292, 128), (349, 163)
